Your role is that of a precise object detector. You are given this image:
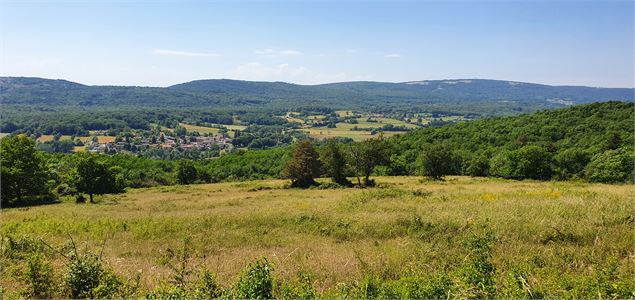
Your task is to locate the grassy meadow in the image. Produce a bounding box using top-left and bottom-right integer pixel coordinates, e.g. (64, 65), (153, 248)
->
(1, 176), (633, 298)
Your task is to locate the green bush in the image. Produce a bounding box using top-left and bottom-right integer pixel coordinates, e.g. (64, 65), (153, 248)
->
(64, 251), (124, 298)
(389, 273), (453, 299)
(192, 268), (222, 299)
(146, 282), (188, 300)
(23, 253), (54, 298)
(65, 253), (105, 298)
(275, 272), (316, 299)
(460, 229), (497, 298)
(234, 257), (274, 299)
(1, 235), (46, 259)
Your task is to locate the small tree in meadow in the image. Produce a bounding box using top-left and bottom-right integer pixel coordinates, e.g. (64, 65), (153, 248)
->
(320, 140), (352, 186)
(349, 136), (390, 187)
(418, 144), (457, 180)
(283, 140), (321, 188)
(75, 153), (122, 203)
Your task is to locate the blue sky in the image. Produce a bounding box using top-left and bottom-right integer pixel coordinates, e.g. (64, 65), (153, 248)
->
(1, 1), (633, 87)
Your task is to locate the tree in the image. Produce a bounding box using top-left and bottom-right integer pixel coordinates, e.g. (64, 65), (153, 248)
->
(176, 159), (198, 185)
(0, 135), (50, 207)
(320, 140), (352, 186)
(283, 140), (321, 188)
(515, 145), (553, 180)
(75, 153), (122, 203)
(349, 136), (390, 187)
(418, 144), (458, 180)
(584, 148), (634, 183)
(465, 154), (490, 177)
(554, 148), (589, 179)
(489, 146), (553, 180)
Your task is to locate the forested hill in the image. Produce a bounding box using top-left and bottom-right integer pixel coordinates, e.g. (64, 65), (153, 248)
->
(2, 77), (633, 115)
(388, 101), (634, 181)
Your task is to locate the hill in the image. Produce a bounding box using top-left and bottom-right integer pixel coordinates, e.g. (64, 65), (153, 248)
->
(1, 77), (633, 115)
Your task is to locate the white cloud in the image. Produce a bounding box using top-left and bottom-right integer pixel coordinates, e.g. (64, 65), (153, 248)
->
(153, 49), (220, 57)
(227, 62), (369, 84)
(255, 49), (303, 56)
(254, 48), (275, 55)
(384, 54), (401, 58)
(280, 50), (303, 55)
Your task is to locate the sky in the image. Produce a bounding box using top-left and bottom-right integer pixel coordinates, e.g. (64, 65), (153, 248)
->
(0, 0), (633, 87)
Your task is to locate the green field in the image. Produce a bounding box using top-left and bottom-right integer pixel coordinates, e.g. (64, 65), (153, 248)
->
(1, 176), (632, 298)
(300, 128), (406, 141)
(301, 117), (415, 141)
(181, 123), (247, 132)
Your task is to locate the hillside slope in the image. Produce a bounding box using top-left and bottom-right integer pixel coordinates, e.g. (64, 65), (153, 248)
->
(1, 77), (633, 115)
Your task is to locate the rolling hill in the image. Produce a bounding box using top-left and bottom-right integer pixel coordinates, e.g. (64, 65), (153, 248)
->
(1, 77), (633, 115)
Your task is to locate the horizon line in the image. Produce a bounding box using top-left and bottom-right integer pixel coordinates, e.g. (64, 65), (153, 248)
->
(1, 75), (634, 90)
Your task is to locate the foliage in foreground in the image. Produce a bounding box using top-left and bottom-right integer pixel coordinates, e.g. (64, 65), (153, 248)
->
(1, 227), (632, 299)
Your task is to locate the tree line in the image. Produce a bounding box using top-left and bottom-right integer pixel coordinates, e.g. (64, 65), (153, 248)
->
(1, 102), (633, 207)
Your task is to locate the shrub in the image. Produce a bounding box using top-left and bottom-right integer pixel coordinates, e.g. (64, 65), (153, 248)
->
(24, 253), (54, 298)
(1, 235), (46, 259)
(393, 273), (453, 299)
(146, 282), (188, 300)
(157, 238), (194, 289)
(64, 250), (124, 298)
(234, 257), (274, 299)
(65, 253), (106, 298)
(275, 272), (316, 299)
(460, 229), (497, 298)
(192, 268), (222, 299)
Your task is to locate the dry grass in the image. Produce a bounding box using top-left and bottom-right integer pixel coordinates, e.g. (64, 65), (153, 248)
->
(36, 135), (75, 142)
(179, 123), (221, 135)
(1, 176), (632, 297)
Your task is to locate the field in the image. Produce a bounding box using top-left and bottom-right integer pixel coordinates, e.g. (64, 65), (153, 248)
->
(179, 123), (221, 135)
(300, 128), (406, 141)
(178, 123), (247, 138)
(300, 116), (417, 141)
(1, 176), (632, 298)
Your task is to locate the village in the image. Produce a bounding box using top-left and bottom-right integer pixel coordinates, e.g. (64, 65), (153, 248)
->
(86, 131), (234, 154)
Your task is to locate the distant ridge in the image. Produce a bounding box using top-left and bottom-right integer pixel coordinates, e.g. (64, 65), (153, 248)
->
(1, 76), (633, 115)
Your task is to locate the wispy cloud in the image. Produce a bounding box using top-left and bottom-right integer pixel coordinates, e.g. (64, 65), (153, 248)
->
(384, 54), (401, 58)
(255, 48), (275, 55)
(255, 48), (303, 56)
(346, 49), (357, 54)
(228, 62), (369, 84)
(280, 49), (303, 55)
(153, 49), (220, 57)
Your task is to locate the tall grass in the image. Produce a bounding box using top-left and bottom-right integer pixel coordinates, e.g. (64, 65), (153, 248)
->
(0, 176), (632, 298)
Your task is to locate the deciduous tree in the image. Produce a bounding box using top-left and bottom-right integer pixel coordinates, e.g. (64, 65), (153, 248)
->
(0, 135), (50, 207)
(320, 140), (352, 186)
(284, 140), (321, 188)
(75, 153), (122, 203)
